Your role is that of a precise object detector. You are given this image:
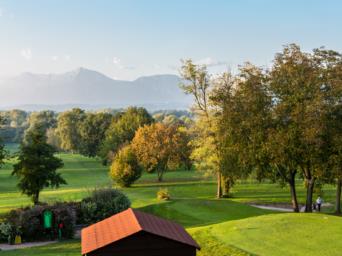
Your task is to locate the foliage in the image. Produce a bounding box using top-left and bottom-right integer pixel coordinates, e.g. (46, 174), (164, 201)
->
(265, 44), (342, 212)
(131, 123), (191, 181)
(56, 108), (86, 152)
(180, 60), (240, 198)
(6, 203), (76, 241)
(179, 59), (211, 116)
(0, 140), (5, 169)
(12, 126), (65, 204)
(24, 111), (57, 141)
(100, 107), (153, 164)
(0, 222), (15, 242)
(80, 188), (131, 224)
(46, 127), (62, 150)
(78, 112), (113, 157)
(0, 110), (28, 127)
(0, 110), (28, 143)
(110, 145), (142, 187)
(157, 188), (170, 200)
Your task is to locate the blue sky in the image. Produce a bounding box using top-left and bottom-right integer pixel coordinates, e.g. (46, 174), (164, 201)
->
(0, 0), (341, 80)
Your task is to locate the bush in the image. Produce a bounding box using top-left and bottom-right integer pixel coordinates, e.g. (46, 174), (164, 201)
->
(5, 202), (76, 242)
(80, 188), (131, 224)
(110, 145), (142, 187)
(51, 202), (76, 239)
(157, 188), (171, 201)
(0, 222), (15, 243)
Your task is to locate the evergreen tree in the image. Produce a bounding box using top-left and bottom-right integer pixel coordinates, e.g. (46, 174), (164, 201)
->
(12, 126), (65, 204)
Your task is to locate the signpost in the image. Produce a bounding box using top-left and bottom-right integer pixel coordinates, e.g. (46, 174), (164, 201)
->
(43, 210), (53, 240)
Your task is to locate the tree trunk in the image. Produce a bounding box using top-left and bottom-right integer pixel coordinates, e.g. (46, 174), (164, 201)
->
(289, 172), (299, 212)
(217, 172), (222, 198)
(305, 178), (315, 212)
(157, 170), (163, 182)
(33, 191), (40, 205)
(223, 176), (232, 197)
(335, 178), (342, 214)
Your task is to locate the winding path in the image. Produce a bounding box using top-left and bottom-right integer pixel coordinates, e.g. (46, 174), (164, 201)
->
(251, 203), (332, 213)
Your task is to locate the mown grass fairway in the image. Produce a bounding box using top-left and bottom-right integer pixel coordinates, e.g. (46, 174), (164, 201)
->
(191, 213), (342, 256)
(0, 146), (341, 255)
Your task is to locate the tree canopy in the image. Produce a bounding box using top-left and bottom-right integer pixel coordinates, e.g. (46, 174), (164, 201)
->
(12, 126), (65, 204)
(131, 123), (190, 181)
(100, 107), (153, 163)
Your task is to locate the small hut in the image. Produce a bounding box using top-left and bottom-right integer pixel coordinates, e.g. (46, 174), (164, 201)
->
(81, 208), (200, 256)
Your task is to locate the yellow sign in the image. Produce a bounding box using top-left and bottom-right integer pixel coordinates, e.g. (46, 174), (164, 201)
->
(14, 235), (22, 244)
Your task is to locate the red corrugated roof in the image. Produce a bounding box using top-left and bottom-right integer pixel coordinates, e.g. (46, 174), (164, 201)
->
(81, 208), (200, 255)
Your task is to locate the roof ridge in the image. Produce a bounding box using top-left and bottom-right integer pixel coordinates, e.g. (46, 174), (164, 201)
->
(82, 208), (200, 255)
(130, 208), (143, 231)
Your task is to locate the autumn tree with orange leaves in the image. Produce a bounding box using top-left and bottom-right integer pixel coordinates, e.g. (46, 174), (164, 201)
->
(131, 123), (191, 182)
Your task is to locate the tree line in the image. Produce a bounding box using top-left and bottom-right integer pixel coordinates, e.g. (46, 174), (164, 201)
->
(180, 44), (341, 213)
(0, 107), (193, 203)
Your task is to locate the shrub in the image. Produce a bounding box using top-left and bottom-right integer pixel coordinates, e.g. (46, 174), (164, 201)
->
(80, 201), (97, 225)
(0, 222), (15, 243)
(80, 188), (131, 224)
(110, 145), (142, 187)
(157, 188), (171, 201)
(51, 202), (76, 239)
(5, 202), (76, 242)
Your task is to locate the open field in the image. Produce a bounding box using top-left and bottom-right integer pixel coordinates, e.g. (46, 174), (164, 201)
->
(0, 145), (341, 255)
(0, 149), (338, 214)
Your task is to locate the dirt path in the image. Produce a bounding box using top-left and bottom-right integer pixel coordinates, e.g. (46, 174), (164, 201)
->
(0, 227), (82, 251)
(251, 203), (332, 213)
(250, 204), (294, 212)
(0, 241), (58, 251)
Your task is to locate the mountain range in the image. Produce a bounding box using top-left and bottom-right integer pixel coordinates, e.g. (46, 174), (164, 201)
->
(0, 68), (192, 111)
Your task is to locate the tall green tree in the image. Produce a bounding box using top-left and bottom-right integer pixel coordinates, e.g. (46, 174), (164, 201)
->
(56, 108), (86, 152)
(24, 110), (57, 143)
(131, 123), (187, 182)
(78, 112), (113, 157)
(213, 65), (272, 198)
(100, 107), (153, 164)
(313, 48), (342, 213)
(269, 44), (330, 212)
(12, 126), (65, 204)
(179, 59), (225, 197)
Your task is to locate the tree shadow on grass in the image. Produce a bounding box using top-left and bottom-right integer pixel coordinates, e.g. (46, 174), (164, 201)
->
(138, 198), (275, 228)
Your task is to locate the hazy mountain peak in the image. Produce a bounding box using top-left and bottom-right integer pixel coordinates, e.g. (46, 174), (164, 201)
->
(0, 68), (191, 111)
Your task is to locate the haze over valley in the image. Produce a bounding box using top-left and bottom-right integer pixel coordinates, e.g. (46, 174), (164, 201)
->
(0, 68), (191, 111)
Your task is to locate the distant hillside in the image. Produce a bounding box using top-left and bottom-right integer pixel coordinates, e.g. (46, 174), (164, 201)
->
(0, 68), (192, 111)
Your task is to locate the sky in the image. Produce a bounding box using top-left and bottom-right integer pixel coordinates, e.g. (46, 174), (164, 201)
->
(0, 0), (341, 80)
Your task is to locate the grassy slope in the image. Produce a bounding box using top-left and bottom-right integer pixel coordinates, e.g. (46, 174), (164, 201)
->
(0, 145), (341, 255)
(0, 152), (337, 214)
(190, 213), (342, 256)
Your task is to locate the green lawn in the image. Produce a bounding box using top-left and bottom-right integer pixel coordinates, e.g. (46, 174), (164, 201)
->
(191, 213), (342, 256)
(0, 152), (337, 214)
(0, 144), (341, 255)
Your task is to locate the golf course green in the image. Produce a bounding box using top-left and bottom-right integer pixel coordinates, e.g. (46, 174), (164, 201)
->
(0, 145), (341, 255)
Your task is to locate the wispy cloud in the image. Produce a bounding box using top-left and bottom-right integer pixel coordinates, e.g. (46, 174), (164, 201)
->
(195, 57), (227, 67)
(21, 48), (32, 60)
(112, 57), (121, 65)
(112, 56), (136, 70)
